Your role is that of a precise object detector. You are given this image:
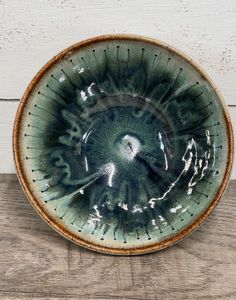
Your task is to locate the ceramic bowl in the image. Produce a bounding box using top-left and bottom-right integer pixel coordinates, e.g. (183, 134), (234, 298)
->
(13, 35), (234, 255)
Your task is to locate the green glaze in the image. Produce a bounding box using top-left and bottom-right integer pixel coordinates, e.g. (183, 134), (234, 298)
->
(18, 38), (230, 251)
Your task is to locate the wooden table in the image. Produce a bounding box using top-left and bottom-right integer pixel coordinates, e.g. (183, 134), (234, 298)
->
(1, 174), (235, 299)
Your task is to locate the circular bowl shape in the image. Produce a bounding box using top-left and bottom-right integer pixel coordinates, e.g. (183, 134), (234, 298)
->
(14, 35), (234, 255)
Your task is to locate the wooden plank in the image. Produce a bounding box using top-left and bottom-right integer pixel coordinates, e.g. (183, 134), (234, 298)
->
(0, 102), (18, 174)
(0, 0), (235, 104)
(0, 101), (236, 177)
(0, 174), (236, 299)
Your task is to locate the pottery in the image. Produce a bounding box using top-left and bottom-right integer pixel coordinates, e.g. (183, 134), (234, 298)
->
(13, 35), (234, 255)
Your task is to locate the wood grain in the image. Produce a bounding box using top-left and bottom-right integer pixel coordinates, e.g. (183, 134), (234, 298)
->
(0, 174), (236, 299)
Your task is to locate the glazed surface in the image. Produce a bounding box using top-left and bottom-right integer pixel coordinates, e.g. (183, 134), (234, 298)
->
(17, 38), (230, 250)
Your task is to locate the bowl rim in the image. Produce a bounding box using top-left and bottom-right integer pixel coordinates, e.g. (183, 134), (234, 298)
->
(13, 34), (234, 255)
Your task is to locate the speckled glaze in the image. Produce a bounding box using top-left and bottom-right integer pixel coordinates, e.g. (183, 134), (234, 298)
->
(13, 35), (234, 255)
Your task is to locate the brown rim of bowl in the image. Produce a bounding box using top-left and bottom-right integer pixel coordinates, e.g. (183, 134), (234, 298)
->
(13, 34), (234, 255)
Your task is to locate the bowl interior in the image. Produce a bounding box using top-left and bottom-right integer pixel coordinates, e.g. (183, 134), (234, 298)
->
(15, 36), (232, 253)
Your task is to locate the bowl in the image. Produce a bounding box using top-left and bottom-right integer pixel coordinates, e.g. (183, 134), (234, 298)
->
(13, 35), (234, 255)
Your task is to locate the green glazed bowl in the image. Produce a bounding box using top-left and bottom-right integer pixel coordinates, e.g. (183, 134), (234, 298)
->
(13, 35), (234, 255)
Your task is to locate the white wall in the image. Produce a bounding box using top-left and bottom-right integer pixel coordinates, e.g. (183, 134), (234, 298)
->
(0, 0), (235, 176)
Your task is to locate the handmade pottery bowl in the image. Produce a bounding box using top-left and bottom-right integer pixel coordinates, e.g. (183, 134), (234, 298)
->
(13, 35), (233, 255)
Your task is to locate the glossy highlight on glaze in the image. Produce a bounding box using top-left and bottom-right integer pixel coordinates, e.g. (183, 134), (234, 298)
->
(14, 36), (233, 254)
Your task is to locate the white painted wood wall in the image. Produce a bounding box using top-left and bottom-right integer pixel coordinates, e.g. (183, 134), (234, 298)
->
(0, 0), (235, 177)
